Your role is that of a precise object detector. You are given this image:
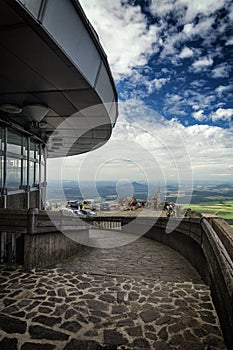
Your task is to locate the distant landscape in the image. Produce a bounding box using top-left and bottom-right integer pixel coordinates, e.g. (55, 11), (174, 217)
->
(185, 184), (233, 226)
(46, 180), (233, 226)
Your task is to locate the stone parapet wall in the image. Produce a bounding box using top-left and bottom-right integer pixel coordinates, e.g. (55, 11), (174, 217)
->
(201, 218), (233, 350)
(24, 229), (89, 271)
(24, 210), (90, 270)
(0, 208), (90, 270)
(0, 190), (40, 209)
(208, 217), (233, 260)
(141, 216), (232, 350)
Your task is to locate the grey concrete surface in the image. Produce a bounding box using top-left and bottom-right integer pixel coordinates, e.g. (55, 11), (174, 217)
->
(0, 231), (226, 349)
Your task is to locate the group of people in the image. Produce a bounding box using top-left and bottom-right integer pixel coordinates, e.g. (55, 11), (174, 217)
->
(129, 197), (137, 210)
(120, 196), (176, 216)
(129, 196), (160, 211)
(146, 196), (159, 210)
(163, 202), (176, 217)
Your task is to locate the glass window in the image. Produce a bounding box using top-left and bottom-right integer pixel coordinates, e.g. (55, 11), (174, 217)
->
(0, 126), (3, 153)
(29, 141), (36, 160)
(0, 127), (3, 188)
(8, 129), (22, 155)
(0, 157), (3, 188)
(7, 157), (21, 191)
(35, 162), (39, 185)
(29, 161), (35, 187)
(41, 163), (45, 183)
(22, 159), (27, 187)
(22, 137), (27, 157)
(36, 144), (40, 161)
(4, 129), (45, 192)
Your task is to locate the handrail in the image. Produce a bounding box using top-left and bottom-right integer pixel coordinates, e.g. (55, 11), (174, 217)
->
(201, 218), (233, 296)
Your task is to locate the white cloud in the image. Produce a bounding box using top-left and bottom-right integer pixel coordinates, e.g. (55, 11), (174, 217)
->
(191, 56), (214, 72)
(190, 80), (207, 88)
(183, 0), (225, 19)
(147, 78), (170, 93)
(228, 3), (233, 21)
(179, 47), (194, 58)
(163, 93), (187, 117)
(79, 0), (231, 84)
(183, 17), (216, 40)
(60, 1), (233, 185)
(212, 63), (231, 78)
(164, 88), (217, 118)
(150, 0), (175, 17)
(169, 94), (183, 102)
(225, 37), (233, 46)
(48, 101), (233, 183)
(184, 89), (217, 110)
(215, 85), (233, 96)
(210, 108), (233, 121)
(79, 0), (161, 80)
(150, 0), (227, 23)
(192, 110), (206, 121)
(183, 23), (194, 36)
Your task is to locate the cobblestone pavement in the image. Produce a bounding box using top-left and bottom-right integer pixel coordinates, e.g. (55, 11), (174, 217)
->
(0, 232), (226, 350)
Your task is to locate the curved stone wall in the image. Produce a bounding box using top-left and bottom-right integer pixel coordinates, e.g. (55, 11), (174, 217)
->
(87, 214), (232, 350)
(143, 217), (233, 350)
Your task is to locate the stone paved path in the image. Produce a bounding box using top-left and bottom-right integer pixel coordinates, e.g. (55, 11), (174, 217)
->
(0, 232), (226, 350)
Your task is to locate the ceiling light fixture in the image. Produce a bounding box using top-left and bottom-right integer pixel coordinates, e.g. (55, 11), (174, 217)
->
(23, 104), (49, 123)
(38, 121), (48, 129)
(0, 104), (23, 114)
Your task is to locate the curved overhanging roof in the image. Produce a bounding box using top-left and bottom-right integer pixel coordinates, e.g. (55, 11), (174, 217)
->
(0, 0), (118, 157)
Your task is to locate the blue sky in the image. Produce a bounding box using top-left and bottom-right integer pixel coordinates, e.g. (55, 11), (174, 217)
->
(48, 0), (233, 185)
(81, 0), (233, 129)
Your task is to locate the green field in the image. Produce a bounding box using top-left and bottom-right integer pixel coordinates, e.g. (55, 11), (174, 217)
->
(189, 200), (233, 226)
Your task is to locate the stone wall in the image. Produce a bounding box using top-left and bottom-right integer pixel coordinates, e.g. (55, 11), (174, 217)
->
(0, 208), (90, 270)
(144, 217), (210, 282)
(201, 218), (233, 350)
(23, 209), (90, 270)
(24, 229), (89, 270)
(142, 217), (233, 350)
(0, 190), (40, 209)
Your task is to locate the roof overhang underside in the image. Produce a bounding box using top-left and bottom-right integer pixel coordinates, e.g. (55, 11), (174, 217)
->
(0, 0), (118, 157)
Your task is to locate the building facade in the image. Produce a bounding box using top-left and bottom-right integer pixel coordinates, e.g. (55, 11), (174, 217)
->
(0, 0), (118, 209)
(0, 123), (46, 209)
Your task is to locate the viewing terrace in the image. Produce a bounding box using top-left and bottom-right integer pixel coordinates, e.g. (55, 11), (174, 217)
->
(0, 209), (232, 349)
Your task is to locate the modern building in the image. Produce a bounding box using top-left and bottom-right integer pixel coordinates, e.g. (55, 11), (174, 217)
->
(0, 0), (118, 209)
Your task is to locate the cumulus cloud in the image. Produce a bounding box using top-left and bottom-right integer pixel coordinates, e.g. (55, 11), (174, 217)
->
(179, 47), (194, 58)
(183, 17), (216, 39)
(192, 110), (206, 121)
(73, 1), (233, 184)
(184, 89), (216, 107)
(80, 0), (230, 80)
(212, 63), (232, 78)
(215, 85), (233, 96)
(49, 101), (233, 183)
(150, 0), (227, 23)
(191, 56), (214, 72)
(79, 0), (161, 79)
(225, 37), (233, 46)
(146, 78), (170, 93)
(210, 108), (233, 121)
